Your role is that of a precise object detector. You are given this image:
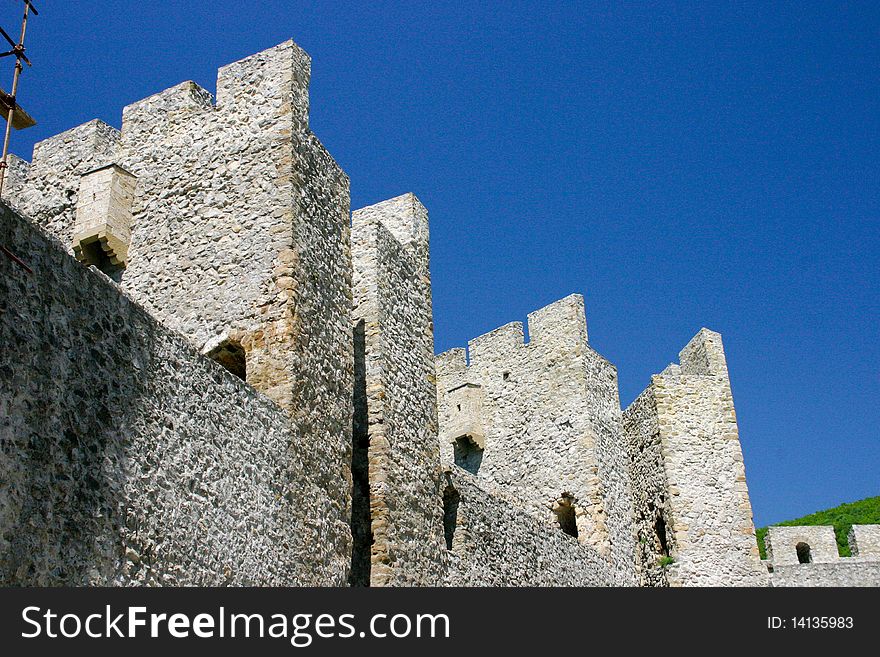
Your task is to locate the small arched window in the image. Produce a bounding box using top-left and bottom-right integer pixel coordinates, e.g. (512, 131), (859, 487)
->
(796, 542), (812, 564)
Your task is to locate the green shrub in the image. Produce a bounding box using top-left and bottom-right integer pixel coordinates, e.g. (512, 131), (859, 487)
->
(756, 496), (880, 559)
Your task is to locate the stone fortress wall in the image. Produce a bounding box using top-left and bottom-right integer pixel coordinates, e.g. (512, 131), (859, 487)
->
(0, 203), (350, 585)
(764, 526), (880, 586)
(1, 39), (877, 587)
(434, 295), (637, 583)
(621, 330), (769, 586)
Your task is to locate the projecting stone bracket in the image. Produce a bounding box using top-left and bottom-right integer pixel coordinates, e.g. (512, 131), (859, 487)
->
(442, 382), (486, 449)
(72, 232), (128, 268)
(71, 163), (137, 272)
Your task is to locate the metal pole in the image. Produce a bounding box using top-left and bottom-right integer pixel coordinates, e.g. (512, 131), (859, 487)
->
(0, 1), (31, 198)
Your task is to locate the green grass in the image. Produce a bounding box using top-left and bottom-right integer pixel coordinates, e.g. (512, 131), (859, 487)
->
(756, 496), (880, 559)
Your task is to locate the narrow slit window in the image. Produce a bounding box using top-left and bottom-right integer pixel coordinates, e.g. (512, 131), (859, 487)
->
(443, 485), (460, 551)
(654, 515), (670, 557)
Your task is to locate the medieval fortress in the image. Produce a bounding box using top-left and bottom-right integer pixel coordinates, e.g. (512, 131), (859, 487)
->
(0, 40), (877, 587)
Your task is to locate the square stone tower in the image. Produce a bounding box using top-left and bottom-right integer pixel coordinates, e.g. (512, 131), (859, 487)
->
(623, 329), (769, 586)
(436, 295), (638, 582)
(2, 41), (354, 550)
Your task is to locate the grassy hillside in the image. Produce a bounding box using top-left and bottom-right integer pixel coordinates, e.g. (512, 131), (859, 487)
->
(756, 496), (880, 559)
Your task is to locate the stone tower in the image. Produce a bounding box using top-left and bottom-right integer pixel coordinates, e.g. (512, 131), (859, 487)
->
(622, 329), (768, 586)
(436, 295), (638, 582)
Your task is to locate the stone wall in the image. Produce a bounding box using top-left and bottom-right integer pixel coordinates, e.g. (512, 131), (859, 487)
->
(622, 329), (768, 586)
(764, 524), (880, 586)
(2, 41), (354, 554)
(436, 295), (637, 582)
(769, 562), (880, 587)
(765, 526), (840, 565)
(444, 468), (624, 586)
(621, 385), (672, 586)
(0, 203), (350, 585)
(2, 39), (353, 422)
(849, 525), (880, 558)
(350, 194), (446, 586)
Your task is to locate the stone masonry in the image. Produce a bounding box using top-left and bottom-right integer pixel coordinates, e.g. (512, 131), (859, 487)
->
(622, 330), (769, 586)
(0, 204), (349, 585)
(1, 38), (877, 587)
(350, 194), (446, 586)
(435, 295), (637, 583)
(764, 526), (880, 586)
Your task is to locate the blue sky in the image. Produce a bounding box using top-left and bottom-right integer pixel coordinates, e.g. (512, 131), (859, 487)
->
(4, 1), (877, 527)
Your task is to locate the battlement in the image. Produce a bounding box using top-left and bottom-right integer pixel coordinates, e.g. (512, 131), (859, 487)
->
(678, 327), (729, 378)
(765, 526), (840, 565)
(460, 294), (588, 367)
(121, 81), (214, 138)
(764, 525), (880, 586)
(350, 193), (445, 586)
(2, 37), (875, 590)
(436, 294), (637, 580)
(2, 119), (122, 245)
(765, 525), (880, 565)
(849, 524), (880, 558)
(352, 193), (430, 274)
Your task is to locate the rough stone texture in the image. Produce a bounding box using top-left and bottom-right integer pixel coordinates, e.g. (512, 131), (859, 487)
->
(0, 203), (350, 585)
(849, 525), (880, 558)
(769, 561), (880, 587)
(2, 120), (121, 245)
(622, 329), (769, 586)
(3, 41), (353, 425)
(350, 194), (446, 586)
(763, 525), (880, 586)
(436, 295), (637, 583)
(765, 526), (840, 565)
(444, 468), (625, 586)
(621, 385), (672, 586)
(3, 41), (354, 557)
(2, 37), (875, 589)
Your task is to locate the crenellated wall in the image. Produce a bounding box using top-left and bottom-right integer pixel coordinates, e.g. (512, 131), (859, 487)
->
(2, 41), (354, 552)
(765, 525), (880, 586)
(0, 203), (350, 585)
(435, 295), (637, 582)
(623, 329), (768, 586)
(350, 194), (446, 586)
(3, 41), (353, 423)
(2, 36), (874, 590)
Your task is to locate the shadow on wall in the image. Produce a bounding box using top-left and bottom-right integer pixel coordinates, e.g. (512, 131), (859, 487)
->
(349, 319), (371, 586)
(0, 203), (351, 586)
(0, 203), (154, 584)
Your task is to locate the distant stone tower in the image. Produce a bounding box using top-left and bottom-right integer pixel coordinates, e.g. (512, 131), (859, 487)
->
(435, 295), (638, 582)
(622, 329), (768, 586)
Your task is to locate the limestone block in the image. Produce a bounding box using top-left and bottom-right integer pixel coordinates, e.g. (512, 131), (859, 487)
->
(72, 164), (137, 269)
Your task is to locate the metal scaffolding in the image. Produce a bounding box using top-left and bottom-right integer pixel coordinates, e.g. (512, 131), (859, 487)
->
(0, 0), (38, 197)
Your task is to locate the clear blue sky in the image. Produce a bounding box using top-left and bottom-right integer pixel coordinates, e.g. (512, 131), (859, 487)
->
(4, 1), (877, 527)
